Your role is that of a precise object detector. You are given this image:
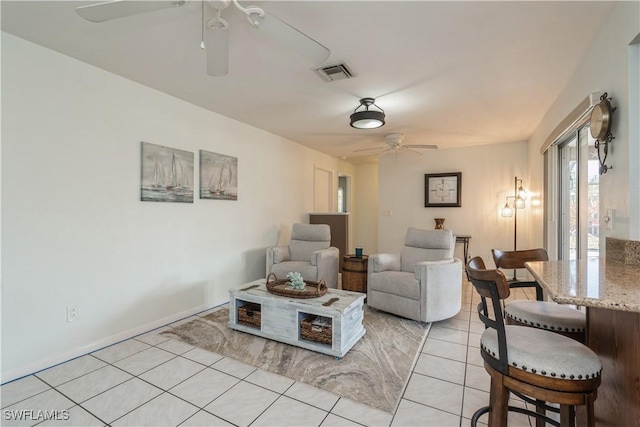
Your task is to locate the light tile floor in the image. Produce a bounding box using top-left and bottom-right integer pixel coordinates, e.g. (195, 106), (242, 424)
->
(1, 280), (542, 427)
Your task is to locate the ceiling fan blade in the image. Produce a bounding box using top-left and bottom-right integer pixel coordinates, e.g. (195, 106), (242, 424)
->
(404, 144), (439, 150)
(254, 13), (330, 65)
(353, 146), (384, 153)
(205, 25), (229, 76)
(404, 148), (424, 156)
(376, 148), (393, 157)
(76, 0), (186, 23)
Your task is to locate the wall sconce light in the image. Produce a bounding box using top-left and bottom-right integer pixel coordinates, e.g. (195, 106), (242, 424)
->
(501, 177), (527, 250)
(350, 97), (385, 129)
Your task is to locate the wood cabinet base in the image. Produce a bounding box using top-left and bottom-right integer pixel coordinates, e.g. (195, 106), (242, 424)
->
(579, 308), (640, 426)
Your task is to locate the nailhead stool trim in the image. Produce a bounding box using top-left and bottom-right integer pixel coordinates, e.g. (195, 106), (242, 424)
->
(481, 325), (601, 380)
(505, 300), (586, 333)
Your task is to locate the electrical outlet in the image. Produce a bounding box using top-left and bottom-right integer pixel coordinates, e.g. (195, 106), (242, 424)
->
(67, 305), (79, 322)
(604, 208), (614, 230)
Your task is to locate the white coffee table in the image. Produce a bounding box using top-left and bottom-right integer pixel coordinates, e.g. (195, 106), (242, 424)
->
(228, 279), (366, 358)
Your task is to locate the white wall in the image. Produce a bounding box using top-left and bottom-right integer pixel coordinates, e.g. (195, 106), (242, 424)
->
(376, 142), (529, 266)
(630, 36), (640, 240)
(353, 163), (379, 255)
(1, 33), (339, 382)
(527, 1), (640, 249)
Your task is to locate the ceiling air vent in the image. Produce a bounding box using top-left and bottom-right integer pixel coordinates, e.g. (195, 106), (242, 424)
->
(313, 62), (356, 82)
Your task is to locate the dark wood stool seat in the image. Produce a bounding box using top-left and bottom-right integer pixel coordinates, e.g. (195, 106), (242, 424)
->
(467, 257), (601, 427)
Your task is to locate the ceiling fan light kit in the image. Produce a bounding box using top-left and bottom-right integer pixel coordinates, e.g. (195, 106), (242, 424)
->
(75, 0), (331, 77)
(350, 98), (386, 129)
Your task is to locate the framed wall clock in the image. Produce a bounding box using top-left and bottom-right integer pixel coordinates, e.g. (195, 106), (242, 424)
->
(590, 94), (613, 141)
(425, 172), (462, 207)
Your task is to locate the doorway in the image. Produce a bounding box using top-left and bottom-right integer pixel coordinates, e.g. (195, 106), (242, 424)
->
(558, 125), (600, 259)
(338, 175), (351, 213)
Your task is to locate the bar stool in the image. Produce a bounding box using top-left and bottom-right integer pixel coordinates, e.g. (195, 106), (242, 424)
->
(467, 257), (601, 427)
(492, 248), (586, 343)
(492, 248), (548, 300)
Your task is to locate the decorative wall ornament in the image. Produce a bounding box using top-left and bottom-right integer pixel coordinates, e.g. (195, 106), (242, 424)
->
(200, 150), (238, 200)
(141, 141), (194, 203)
(590, 92), (615, 175)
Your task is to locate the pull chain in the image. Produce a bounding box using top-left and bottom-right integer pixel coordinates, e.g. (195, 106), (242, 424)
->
(200, 0), (205, 49)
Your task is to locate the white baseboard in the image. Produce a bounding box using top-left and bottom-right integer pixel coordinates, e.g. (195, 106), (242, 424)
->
(1, 303), (220, 384)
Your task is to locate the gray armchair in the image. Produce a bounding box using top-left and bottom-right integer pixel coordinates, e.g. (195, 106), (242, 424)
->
(367, 228), (462, 322)
(266, 223), (339, 289)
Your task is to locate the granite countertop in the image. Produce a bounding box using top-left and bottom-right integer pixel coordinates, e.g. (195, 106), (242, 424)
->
(525, 257), (640, 312)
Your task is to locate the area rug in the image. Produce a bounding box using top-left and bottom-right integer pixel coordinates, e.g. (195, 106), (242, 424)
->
(160, 306), (430, 413)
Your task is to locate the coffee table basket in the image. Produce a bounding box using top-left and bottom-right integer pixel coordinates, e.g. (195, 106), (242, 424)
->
(300, 315), (333, 346)
(266, 273), (328, 299)
(237, 302), (261, 328)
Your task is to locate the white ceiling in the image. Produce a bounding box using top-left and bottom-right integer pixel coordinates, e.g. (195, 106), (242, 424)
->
(1, 1), (616, 163)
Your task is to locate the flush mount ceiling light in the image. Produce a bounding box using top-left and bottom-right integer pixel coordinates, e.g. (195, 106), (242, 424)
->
(350, 98), (385, 129)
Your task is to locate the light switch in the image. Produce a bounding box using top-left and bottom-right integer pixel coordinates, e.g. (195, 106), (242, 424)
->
(383, 210), (392, 216)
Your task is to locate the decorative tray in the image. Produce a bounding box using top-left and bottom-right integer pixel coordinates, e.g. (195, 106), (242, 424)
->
(266, 272), (328, 299)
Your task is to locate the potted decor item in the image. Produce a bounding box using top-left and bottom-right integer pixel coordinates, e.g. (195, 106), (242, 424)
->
(287, 272), (306, 290)
(434, 218), (446, 229)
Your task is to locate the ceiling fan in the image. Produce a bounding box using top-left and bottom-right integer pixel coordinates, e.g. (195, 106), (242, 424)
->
(75, 0), (331, 76)
(354, 133), (438, 160)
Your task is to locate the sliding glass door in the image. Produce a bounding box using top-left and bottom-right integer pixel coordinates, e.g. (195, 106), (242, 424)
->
(558, 125), (600, 259)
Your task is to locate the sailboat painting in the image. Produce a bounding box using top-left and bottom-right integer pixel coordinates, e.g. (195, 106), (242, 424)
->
(200, 150), (238, 200)
(141, 142), (194, 203)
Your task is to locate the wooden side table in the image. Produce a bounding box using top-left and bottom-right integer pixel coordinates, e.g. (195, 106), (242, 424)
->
(342, 255), (368, 293)
(455, 234), (471, 279)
